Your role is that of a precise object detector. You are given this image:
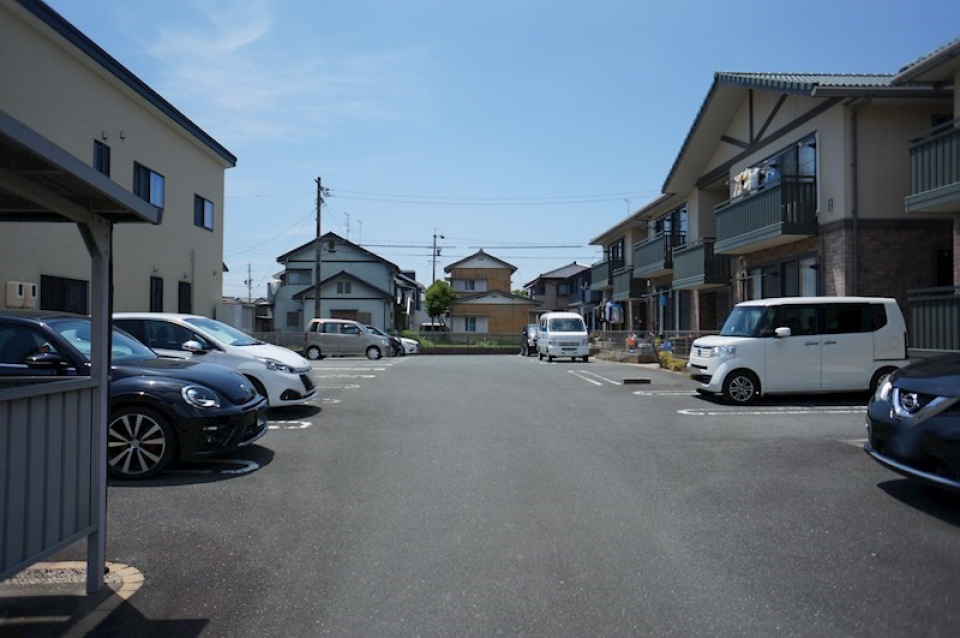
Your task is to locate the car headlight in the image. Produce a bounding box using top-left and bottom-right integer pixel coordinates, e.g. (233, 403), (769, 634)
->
(715, 345), (736, 358)
(257, 357), (294, 373)
(875, 377), (894, 403)
(182, 385), (221, 409)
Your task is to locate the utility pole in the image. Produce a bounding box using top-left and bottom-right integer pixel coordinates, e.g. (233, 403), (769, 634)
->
(313, 177), (324, 319)
(344, 211), (350, 241)
(432, 228), (444, 283)
(246, 262), (252, 302)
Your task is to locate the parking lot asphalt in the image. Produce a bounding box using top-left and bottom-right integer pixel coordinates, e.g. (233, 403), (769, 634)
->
(0, 355), (894, 635)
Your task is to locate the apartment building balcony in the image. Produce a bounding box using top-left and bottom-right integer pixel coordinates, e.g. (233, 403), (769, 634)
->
(590, 259), (611, 290)
(612, 266), (633, 300)
(633, 231), (686, 278)
(905, 118), (960, 214)
(907, 286), (960, 357)
(714, 178), (818, 254)
(672, 238), (731, 290)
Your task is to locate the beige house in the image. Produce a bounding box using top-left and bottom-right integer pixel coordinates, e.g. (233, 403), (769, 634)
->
(445, 250), (540, 335)
(0, 0), (236, 317)
(591, 47), (957, 350)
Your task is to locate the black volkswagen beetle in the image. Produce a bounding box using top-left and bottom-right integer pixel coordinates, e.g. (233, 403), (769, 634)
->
(864, 354), (960, 493)
(0, 313), (268, 480)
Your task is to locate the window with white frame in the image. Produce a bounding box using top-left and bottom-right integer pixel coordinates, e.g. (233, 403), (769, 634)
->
(337, 281), (352, 294)
(464, 316), (477, 332)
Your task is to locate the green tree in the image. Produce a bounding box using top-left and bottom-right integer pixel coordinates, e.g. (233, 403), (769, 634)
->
(425, 280), (457, 326)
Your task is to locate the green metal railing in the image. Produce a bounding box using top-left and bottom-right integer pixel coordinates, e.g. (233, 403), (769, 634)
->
(715, 179), (817, 250)
(672, 238), (730, 286)
(591, 259), (611, 288)
(907, 286), (960, 352)
(909, 118), (960, 195)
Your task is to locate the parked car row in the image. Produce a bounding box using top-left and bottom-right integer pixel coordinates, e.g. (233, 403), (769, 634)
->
(0, 312), (275, 480)
(302, 317), (419, 360)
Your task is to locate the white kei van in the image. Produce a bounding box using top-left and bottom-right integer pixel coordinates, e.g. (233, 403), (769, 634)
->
(687, 296), (909, 405)
(537, 312), (590, 362)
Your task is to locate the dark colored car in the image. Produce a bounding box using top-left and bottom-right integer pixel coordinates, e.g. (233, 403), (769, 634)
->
(366, 325), (405, 357)
(520, 323), (539, 356)
(0, 313), (268, 480)
(864, 354), (960, 493)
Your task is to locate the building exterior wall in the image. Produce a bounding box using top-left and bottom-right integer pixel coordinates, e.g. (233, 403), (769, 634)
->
(449, 267), (512, 292)
(449, 300), (535, 335)
(0, 4), (232, 316)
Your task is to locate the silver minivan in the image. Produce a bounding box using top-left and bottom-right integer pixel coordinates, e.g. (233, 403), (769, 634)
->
(304, 318), (392, 360)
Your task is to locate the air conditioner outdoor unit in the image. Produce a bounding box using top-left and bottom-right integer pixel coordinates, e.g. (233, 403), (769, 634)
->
(5, 281), (24, 308)
(22, 282), (38, 309)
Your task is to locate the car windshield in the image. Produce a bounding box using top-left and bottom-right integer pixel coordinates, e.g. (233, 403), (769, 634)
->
(366, 326), (387, 337)
(719, 306), (767, 337)
(184, 317), (261, 346)
(50, 319), (157, 364)
(548, 318), (585, 332)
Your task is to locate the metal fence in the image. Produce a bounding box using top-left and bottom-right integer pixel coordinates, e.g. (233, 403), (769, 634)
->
(1, 378), (100, 582)
(907, 286), (960, 353)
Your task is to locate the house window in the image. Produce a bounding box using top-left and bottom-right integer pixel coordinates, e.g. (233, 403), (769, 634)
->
(337, 281), (352, 294)
(93, 140), (110, 176)
(653, 206), (688, 245)
(465, 280), (476, 291)
(134, 163), (165, 208)
(465, 317), (477, 332)
(39, 274), (88, 314)
(178, 281), (192, 313)
(150, 276), (163, 312)
(285, 269), (312, 285)
(194, 195), (214, 231)
(287, 311), (300, 328)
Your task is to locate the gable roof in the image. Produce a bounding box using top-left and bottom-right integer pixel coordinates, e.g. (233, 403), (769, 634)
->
(523, 262), (589, 288)
(292, 269), (394, 301)
(444, 249), (517, 273)
(662, 71), (947, 194)
(277, 232), (401, 273)
(894, 38), (960, 84)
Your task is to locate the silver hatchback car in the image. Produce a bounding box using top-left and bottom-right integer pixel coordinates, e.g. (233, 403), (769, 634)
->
(304, 318), (392, 360)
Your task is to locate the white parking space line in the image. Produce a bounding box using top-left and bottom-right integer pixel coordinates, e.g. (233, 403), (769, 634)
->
(569, 370), (621, 385)
(268, 421), (312, 430)
(843, 438), (868, 447)
(569, 370), (603, 386)
(314, 374), (377, 379)
(678, 406), (865, 417)
(172, 459), (261, 475)
(632, 390), (698, 396)
(312, 367), (386, 371)
(316, 384), (361, 390)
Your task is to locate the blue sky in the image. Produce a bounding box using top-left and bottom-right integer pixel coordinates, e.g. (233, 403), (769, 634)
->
(47, 1), (960, 298)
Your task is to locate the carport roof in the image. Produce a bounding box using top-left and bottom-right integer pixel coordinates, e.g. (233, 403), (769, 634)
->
(0, 108), (160, 225)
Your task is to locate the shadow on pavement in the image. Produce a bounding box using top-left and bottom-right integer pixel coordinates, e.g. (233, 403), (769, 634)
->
(108, 445), (275, 489)
(877, 479), (960, 526)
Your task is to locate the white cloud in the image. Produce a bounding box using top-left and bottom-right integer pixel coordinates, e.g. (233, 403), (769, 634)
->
(143, 0), (431, 142)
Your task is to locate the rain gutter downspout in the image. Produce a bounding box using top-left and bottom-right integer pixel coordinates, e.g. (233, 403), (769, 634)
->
(850, 99), (868, 296)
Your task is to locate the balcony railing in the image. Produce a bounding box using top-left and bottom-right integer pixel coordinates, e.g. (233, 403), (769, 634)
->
(633, 231), (686, 278)
(907, 286), (960, 354)
(612, 266), (632, 300)
(714, 178), (818, 254)
(906, 118), (960, 213)
(672, 238), (730, 290)
(590, 259), (611, 289)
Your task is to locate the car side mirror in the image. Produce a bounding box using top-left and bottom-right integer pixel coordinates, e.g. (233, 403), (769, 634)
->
(774, 327), (792, 339)
(25, 352), (68, 371)
(182, 340), (208, 353)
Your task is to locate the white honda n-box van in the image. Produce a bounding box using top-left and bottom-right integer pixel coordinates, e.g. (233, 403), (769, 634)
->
(687, 297), (908, 404)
